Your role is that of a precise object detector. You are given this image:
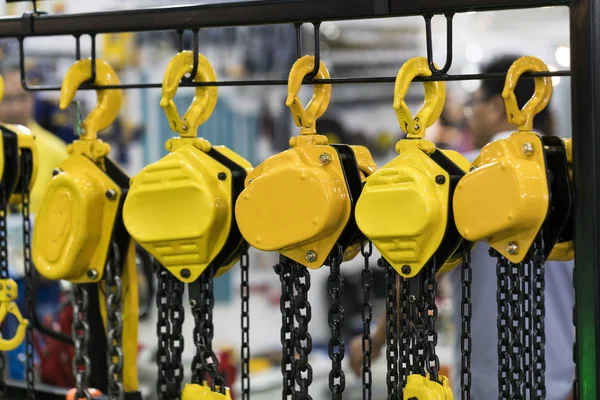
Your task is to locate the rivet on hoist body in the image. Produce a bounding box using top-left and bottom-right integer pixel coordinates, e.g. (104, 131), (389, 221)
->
(355, 57), (467, 400)
(32, 58), (141, 400)
(235, 55), (376, 400)
(124, 49), (251, 400)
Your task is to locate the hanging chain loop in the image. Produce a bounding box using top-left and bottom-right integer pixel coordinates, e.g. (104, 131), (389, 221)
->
(155, 262), (173, 400)
(327, 244), (345, 399)
(532, 237), (546, 399)
(72, 284), (92, 400)
(294, 261), (313, 400)
(360, 240), (373, 400)
(169, 275), (185, 398)
(380, 257), (399, 400)
(493, 249), (511, 399)
(274, 259), (296, 400)
(422, 259), (440, 383)
(106, 242), (124, 400)
(240, 244), (251, 400)
(461, 243), (472, 400)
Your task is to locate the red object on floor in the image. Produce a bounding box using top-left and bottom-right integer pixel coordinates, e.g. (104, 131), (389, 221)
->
(66, 387), (103, 399)
(37, 300), (75, 387)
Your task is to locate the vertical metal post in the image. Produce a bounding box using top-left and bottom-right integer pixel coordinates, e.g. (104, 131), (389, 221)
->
(571, 0), (600, 398)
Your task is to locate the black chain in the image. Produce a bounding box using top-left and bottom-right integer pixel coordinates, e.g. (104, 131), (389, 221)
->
(106, 243), (124, 400)
(521, 257), (533, 400)
(399, 275), (411, 390)
(155, 263), (172, 400)
(493, 249), (511, 400)
(274, 259), (296, 400)
(360, 241), (373, 400)
(532, 238), (546, 399)
(327, 244), (345, 400)
(169, 275), (185, 398)
(72, 285), (92, 400)
(0, 189), (8, 399)
(422, 260), (440, 383)
(20, 151), (35, 400)
(240, 245), (251, 400)
(460, 244), (472, 400)
(294, 262), (313, 400)
(508, 261), (523, 399)
(380, 257), (399, 400)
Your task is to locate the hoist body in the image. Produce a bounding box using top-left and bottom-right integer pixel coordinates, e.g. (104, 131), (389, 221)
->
(453, 132), (572, 263)
(32, 140), (121, 283)
(7, 124), (38, 205)
(123, 137), (252, 283)
(356, 139), (470, 278)
(235, 134), (376, 268)
(181, 383), (231, 400)
(403, 374), (453, 400)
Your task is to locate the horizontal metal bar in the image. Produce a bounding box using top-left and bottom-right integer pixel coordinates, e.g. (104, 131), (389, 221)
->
(0, 0), (570, 38)
(22, 70), (570, 92)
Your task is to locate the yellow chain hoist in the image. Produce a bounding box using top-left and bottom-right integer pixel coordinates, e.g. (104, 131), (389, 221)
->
(32, 58), (140, 398)
(124, 50), (251, 400)
(453, 56), (573, 263)
(235, 55), (376, 268)
(356, 57), (470, 280)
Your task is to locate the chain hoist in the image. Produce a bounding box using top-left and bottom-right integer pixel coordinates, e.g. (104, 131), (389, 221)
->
(356, 56), (468, 400)
(236, 55), (376, 400)
(360, 240), (373, 400)
(124, 48), (251, 400)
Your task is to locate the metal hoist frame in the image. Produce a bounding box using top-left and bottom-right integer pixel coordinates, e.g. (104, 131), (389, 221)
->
(123, 37), (252, 400)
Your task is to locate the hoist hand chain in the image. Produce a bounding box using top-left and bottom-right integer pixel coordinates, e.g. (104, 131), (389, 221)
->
(521, 257), (533, 400)
(360, 240), (373, 400)
(326, 244), (345, 399)
(399, 275), (411, 390)
(72, 284), (92, 400)
(0, 190), (6, 399)
(169, 274), (185, 398)
(240, 244), (251, 400)
(508, 261), (524, 398)
(294, 262), (313, 400)
(423, 259), (440, 384)
(273, 260), (296, 400)
(379, 257), (399, 400)
(106, 242), (124, 400)
(20, 151), (35, 400)
(155, 263), (173, 400)
(492, 249), (511, 400)
(532, 237), (546, 399)
(460, 244), (472, 400)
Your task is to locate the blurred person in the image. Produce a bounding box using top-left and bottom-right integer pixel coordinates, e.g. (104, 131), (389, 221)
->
(348, 55), (574, 400)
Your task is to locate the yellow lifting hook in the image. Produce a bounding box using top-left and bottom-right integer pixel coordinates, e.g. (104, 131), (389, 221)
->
(403, 374), (454, 400)
(0, 278), (29, 351)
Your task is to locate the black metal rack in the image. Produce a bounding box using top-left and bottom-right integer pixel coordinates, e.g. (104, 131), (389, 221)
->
(0, 0), (596, 399)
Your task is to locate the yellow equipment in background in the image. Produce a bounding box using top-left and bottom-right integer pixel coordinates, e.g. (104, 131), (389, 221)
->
(453, 56), (573, 263)
(32, 58), (140, 396)
(235, 55), (376, 268)
(356, 57), (470, 280)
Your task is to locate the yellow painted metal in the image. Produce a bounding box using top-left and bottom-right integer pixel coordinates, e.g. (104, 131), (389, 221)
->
(59, 58), (123, 141)
(8, 124), (38, 205)
(285, 55), (332, 135)
(32, 152), (121, 282)
(393, 57), (446, 139)
(0, 278), (29, 351)
(160, 51), (218, 138)
(181, 383), (231, 400)
(403, 374), (453, 400)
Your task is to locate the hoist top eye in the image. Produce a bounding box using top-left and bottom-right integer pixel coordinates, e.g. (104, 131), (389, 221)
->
(393, 56), (446, 139)
(59, 58), (123, 141)
(160, 51), (218, 138)
(286, 55), (332, 135)
(502, 56), (553, 132)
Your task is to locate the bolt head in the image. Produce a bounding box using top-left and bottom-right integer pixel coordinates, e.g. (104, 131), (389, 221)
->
(305, 251), (318, 263)
(87, 269), (98, 279)
(319, 153), (332, 165)
(182, 123), (189, 131)
(522, 142), (535, 156)
(105, 189), (117, 200)
(409, 295), (416, 303)
(217, 172), (227, 180)
(180, 268), (191, 279)
(414, 124), (420, 131)
(52, 168), (62, 176)
(190, 299), (197, 307)
(506, 241), (519, 255)
(435, 175), (446, 184)
(401, 265), (411, 275)
(6, 285), (11, 290)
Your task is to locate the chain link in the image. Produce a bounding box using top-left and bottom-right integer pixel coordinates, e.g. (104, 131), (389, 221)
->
(422, 260), (440, 383)
(360, 240), (373, 400)
(0, 189), (8, 399)
(399, 275), (411, 391)
(461, 244), (472, 400)
(240, 245), (251, 400)
(294, 262), (313, 400)
(327, 244), (345, 399)
(532, 238), (546, 399)
(492, 249), (511, 400)
(169, 275), (185, 398)
(106, 243), (124, 400)
(380, 257), (399, 400)
(72, 285), (92, 400)
(274, 259), (296, 400)
(508, 261), (523, 399)
(155, 263), (173, 400)
(521, 257), (533, 400)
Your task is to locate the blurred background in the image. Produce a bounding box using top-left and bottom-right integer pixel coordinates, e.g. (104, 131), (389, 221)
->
(0, 1), (571, 399)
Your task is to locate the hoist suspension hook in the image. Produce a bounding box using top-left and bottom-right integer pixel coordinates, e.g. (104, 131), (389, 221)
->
(160, 51), (218, 138)
(393, 56), (446, 139)
(286, 55), (332, 135)
(0, 279), (29, 351)
(502, 56), (553, 131)
(403, 373), (454, 400)
(59, 59), (123, 141)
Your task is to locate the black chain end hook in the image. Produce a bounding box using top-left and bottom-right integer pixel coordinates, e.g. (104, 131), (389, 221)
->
(424, 13), (454, 77)
(180, 28), (200, 84)
(306, 22), (322, 80)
